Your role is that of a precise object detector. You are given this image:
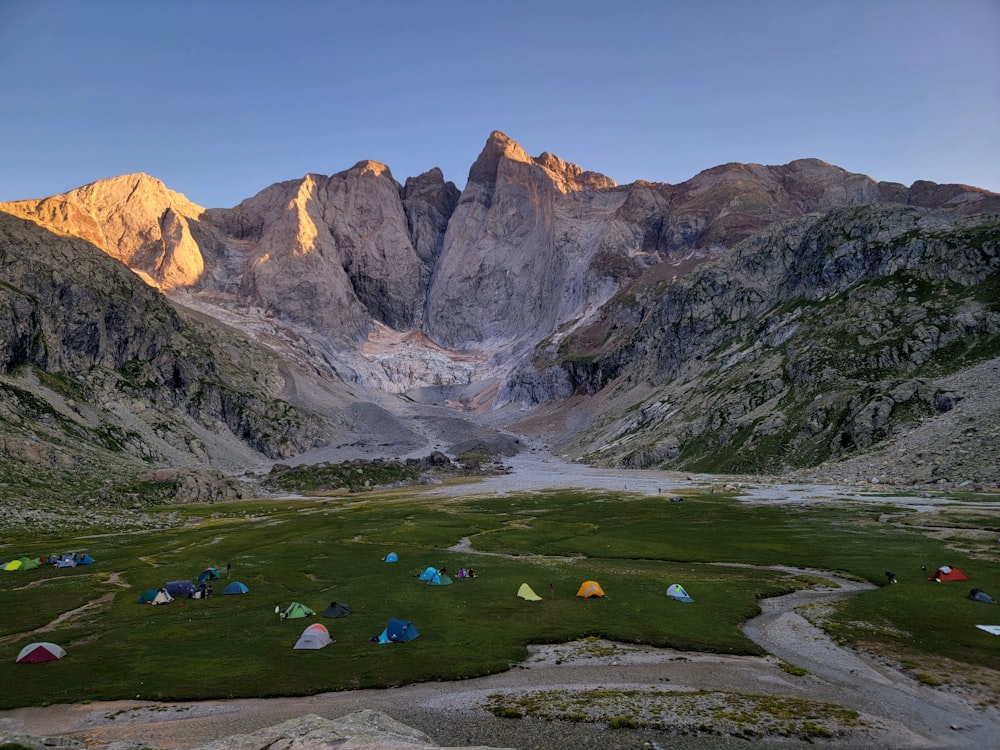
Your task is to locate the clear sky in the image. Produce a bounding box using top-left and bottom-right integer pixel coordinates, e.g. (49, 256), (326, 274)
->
(1, 0), (997, 208)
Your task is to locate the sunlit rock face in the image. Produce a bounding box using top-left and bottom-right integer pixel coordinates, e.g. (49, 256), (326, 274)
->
(425, 130), (625, 349)
(0, 172), (206, 290)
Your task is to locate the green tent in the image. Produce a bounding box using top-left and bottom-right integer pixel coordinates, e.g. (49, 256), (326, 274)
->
(281, 601), (316, 619)
(18, 557), (41, 570)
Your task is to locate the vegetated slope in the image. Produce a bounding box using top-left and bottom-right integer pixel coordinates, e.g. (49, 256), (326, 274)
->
(0, 212), (346, 511)
(510, 205), (1000, 486)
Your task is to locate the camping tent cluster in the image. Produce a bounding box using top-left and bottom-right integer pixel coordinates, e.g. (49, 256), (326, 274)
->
(139, 565), (250, 605)
(417, 567), (453, 586)
(923, 565), (997, 634)
(4, 552), (94, 571)
(516, 580), (696, 603)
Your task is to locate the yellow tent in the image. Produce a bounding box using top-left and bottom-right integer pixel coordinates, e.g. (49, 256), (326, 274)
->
(576, 580), (605, 598)
(517, 583), (542, 601)
(3, 559), (23, 571)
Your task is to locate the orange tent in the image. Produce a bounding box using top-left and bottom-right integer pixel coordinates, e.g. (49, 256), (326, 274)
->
(928, 565), (968, 582)
(576, 580), (605, 598)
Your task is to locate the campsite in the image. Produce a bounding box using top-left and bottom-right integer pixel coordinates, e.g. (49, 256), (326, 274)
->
(1, 480), (998, 723)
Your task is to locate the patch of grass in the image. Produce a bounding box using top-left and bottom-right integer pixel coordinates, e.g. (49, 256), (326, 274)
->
(779, 661), (809, 676)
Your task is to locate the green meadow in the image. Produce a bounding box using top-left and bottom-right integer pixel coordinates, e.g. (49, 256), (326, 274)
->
(1, 486), (998, 709)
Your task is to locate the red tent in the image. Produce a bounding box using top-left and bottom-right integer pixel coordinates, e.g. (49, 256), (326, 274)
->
(16, 642), (66, 663)
(928, 565), (968, 582)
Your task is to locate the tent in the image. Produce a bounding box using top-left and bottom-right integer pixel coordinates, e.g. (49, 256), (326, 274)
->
(3, 559), (22, 571)
(55, 557), (76, 568)
(293, 623), (332, 649)
(198, 567), (221, 583)
(383, 552), (399, 562)
(16, 642), (66, 664)
(165, 580), (197, 598)
(76, 554), (94, 565)
(517, 583), (542, 601)
(968, 588), (996, 604)
(222, 581), (250, 595)
(138, 588), (173, 604)
(576, 580), (605, 598)
(928, 565), (968, 582)
(281, 601), (316, 619)
(323, 601), (353, 618)
(417, 567), (437, 581)
(377, 618), (419, 643)
(427, 572), (453, 586)
(977, 625), (1000, 635)
(666, 584), (694, 603)
(18, 557), (41, 570)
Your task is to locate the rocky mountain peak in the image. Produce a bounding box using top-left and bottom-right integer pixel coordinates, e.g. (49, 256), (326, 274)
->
(467, 130), (532, 183)
(0, 172), (206, 290)
(348, 160), (395, 181)
(532, 150), (616, 192)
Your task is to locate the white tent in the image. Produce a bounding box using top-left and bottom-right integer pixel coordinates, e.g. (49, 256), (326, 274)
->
(293, 623), (332, 649)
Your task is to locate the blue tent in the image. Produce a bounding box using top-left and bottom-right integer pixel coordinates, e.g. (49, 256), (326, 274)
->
(165, 580), (197, 598)
(198, 567), (221, 583)
(76, 554), (94, 565)
(417, 567), (437, 581)
(378, 618), (419, 643)
(222, 581), (249, 595)
(383, 552), (398, 563)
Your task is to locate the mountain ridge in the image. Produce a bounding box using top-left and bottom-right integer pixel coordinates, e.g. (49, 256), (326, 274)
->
(1, 131), (998, 507)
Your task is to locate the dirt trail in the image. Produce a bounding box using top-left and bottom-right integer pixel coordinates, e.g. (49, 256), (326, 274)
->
(740, 567), (1000, 748)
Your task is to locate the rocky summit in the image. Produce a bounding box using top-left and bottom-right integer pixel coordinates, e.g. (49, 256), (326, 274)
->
(1, 130), (998, 511)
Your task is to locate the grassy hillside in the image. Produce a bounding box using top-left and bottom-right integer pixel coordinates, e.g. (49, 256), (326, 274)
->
(1, 485), (997, 709)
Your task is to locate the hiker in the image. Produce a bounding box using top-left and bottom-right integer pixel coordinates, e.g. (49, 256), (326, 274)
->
(206, 585), (214, 598)
(467, 567), (476, 578)
(226, 561), (232, 578)
(885, 570), (897, 584)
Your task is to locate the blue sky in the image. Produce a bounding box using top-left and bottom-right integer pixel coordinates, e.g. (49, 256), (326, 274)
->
(1, 0), (997, 208)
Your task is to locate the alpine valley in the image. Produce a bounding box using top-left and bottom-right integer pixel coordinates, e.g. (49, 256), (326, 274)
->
(2, 131), (998, 521)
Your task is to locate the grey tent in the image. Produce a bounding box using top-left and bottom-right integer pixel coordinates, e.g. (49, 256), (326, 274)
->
(968, 588), (996, 604)
(322, 601), (353, 618)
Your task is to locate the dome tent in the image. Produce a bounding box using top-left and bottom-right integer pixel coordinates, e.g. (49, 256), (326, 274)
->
(293, 623), (332, 649)
(928, 565), (968, 582)
(666, 583), (694, 603)
(517, 583), (542, 601)
(16, 642), (66, 663)
(222, 581), (249, 595)
(576, 580), (605, 598)
(280, 601), (316, 619)
(323, 601), (353, 618)
(377, 618), (419, 643)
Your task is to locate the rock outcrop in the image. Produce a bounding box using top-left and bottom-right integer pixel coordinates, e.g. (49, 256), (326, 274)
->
(0, 710), (513, 750)
(513, 204), (1000, 483)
